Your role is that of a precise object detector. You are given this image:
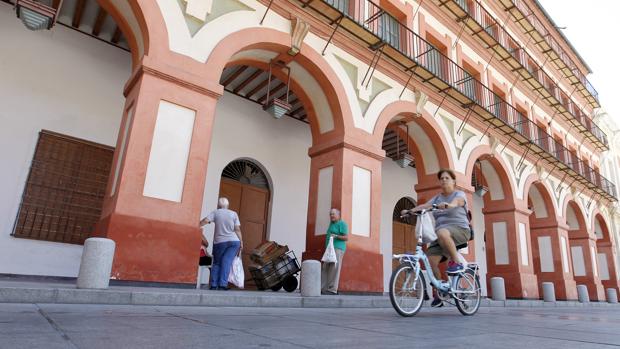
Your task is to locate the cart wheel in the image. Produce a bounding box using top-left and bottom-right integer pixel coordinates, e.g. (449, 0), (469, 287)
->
(283, 276), (298, 292)
(270, 284), (282, 292)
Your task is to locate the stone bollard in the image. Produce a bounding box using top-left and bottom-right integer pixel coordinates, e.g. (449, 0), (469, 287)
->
(490, 277), (506, 301)
(577, 285), (590, 303)
(542, 282), (556, 302)
(300, 260), (321, 297)
(607, 288), (618, 304)
(77, 238), (116, 289)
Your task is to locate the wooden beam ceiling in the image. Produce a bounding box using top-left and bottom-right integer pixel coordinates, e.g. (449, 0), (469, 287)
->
(111, 26), (122, 44)
(72, 0), (87, 28)
(233, 70), (263, 94)
(221, 66), (248, 86)
(92, 7), (107, 36)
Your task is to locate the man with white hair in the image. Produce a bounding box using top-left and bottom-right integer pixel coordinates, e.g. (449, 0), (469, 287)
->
(200, 197), (243, 290)
(321, 208), (348, 295)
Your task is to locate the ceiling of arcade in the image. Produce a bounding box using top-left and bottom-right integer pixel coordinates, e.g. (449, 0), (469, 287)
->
(7, 0), (141, 51)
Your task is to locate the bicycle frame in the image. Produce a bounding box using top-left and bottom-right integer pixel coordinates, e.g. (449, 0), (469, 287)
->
(393, 209), (479, 298)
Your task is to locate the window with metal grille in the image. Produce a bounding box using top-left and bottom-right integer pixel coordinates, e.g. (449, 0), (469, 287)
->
(12, 130), (114, 245)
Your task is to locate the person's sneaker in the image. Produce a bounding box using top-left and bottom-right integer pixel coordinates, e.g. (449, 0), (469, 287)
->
(431, 297), (444, 308)
(447, 261), (465, 274)
(209, 286), (217, 290)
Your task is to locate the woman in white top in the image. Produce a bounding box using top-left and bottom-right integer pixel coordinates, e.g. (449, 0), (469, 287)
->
(200, 198), (243, 290)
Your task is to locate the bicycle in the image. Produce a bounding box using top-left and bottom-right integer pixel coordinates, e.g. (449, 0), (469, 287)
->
(389, 206), (482, 317)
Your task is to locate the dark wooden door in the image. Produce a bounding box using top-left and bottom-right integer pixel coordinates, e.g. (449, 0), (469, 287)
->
(392, 221), (415, 269)
(219, 178), (269, 287)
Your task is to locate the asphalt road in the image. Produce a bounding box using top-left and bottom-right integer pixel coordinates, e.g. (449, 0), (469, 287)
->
(1, 303), (619, 348)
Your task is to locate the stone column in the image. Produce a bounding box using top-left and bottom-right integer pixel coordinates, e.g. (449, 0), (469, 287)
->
(596, 243), (620, 293)
(303, 142), (384, 293)
(95, 56), (223, 284)
(484, 205), (539, 299)
(569, 234), (606, 301)
(530, 221), (578, 300)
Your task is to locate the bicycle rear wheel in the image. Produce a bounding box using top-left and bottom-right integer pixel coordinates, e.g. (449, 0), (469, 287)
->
(389, 263), (425, 317)
(453, 270), (481, 316)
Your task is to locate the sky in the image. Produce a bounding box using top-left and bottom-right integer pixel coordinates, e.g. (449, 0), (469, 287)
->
(537, 0), (620, 121)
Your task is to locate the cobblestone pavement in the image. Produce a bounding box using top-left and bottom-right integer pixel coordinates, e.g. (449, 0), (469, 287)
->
(1, 303), (619, 348)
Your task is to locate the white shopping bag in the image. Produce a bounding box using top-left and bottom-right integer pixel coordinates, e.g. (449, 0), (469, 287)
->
(416, 212), (437, 244)
(321, 236), (338, 264)
(227, 255), (244, 289)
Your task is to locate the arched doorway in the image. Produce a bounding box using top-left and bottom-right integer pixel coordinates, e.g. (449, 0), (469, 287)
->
(392, 197), (416, 269)
(218, 159), (271, 287)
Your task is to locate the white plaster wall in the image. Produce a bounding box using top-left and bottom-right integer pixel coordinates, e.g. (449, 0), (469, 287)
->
(201, 93), (312, 265)
(380, 160), (418, 291)
(0, 6), (130, 277)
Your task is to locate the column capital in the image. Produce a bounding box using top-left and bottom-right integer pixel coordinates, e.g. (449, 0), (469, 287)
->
(308, 139), (385, 161)
(124, 55), (224, 99)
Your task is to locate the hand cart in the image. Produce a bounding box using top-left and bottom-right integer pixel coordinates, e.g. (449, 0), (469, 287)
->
(249, 250), (300, 292)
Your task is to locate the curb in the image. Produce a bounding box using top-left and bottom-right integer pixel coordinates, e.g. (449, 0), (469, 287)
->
(0, 286), (618, 308)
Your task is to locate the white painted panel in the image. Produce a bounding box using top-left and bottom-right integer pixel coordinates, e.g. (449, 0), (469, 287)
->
(493, 222), (509, 265)
(143, 101), (196, 202)
(315, 166), (333, 236)
(352, 166), (371, 237)
(519, 223), (529, 266)
(598, 253), (610, 281)
(538, 236), (554, 272)
(560, 236), (570, 273)
(111, 108), (134, 196)
(591, 246), (598, 277)
(571, 246), (586, 277)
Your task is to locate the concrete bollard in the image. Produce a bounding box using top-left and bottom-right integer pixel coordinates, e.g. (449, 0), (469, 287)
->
(606, 288), (618, 304)
(577, 285), (590, 303)
(77, 238), (116, 289)
(300, 260), (321, 297)
(542, 282), (556, 302)
(490, 277), (506, 301)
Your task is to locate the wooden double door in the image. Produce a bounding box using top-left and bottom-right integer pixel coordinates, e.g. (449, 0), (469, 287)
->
(392, 221), (416, 269)
(218, 179), (269, 287)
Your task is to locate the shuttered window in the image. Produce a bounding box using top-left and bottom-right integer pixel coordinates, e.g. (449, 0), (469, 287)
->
(12, 130), (114, 244)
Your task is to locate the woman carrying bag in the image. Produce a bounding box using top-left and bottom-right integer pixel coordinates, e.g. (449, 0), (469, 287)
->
(321, 208), (348, 295)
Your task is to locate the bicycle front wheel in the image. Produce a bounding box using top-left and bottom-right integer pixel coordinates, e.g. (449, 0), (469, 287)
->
(389, 263), (425, 317)
(453, 270), (481, 316)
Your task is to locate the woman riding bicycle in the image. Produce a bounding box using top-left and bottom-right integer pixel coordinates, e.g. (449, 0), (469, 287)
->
(402, 169), (471, 308)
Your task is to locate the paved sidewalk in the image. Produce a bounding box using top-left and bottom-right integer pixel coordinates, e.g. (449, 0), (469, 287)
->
(0, 279), (618, 309)
(2, 304), (620, 348)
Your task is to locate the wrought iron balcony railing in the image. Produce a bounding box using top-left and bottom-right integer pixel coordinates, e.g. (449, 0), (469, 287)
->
(497, 0), (600, 108)
(293, 0), (616, 200)
(440, 0), (607, 150)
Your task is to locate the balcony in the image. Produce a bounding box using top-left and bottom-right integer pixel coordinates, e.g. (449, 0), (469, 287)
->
(497, 0), (600, 108)
(292, 0), (616, 200)
(436, 0), (607, 150)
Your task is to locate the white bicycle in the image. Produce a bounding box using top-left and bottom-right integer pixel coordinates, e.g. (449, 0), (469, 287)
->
(389, 206), (482, 317)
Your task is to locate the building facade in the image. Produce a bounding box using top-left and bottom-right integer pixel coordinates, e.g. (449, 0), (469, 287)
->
(1, 0), (619, 299)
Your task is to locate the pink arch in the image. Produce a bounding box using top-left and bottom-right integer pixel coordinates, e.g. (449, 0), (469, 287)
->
(202, 27), (354, 141)
(464, 144), (517, 201)
(372, 100), (454, 175)
(522, 173), (558, 219)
